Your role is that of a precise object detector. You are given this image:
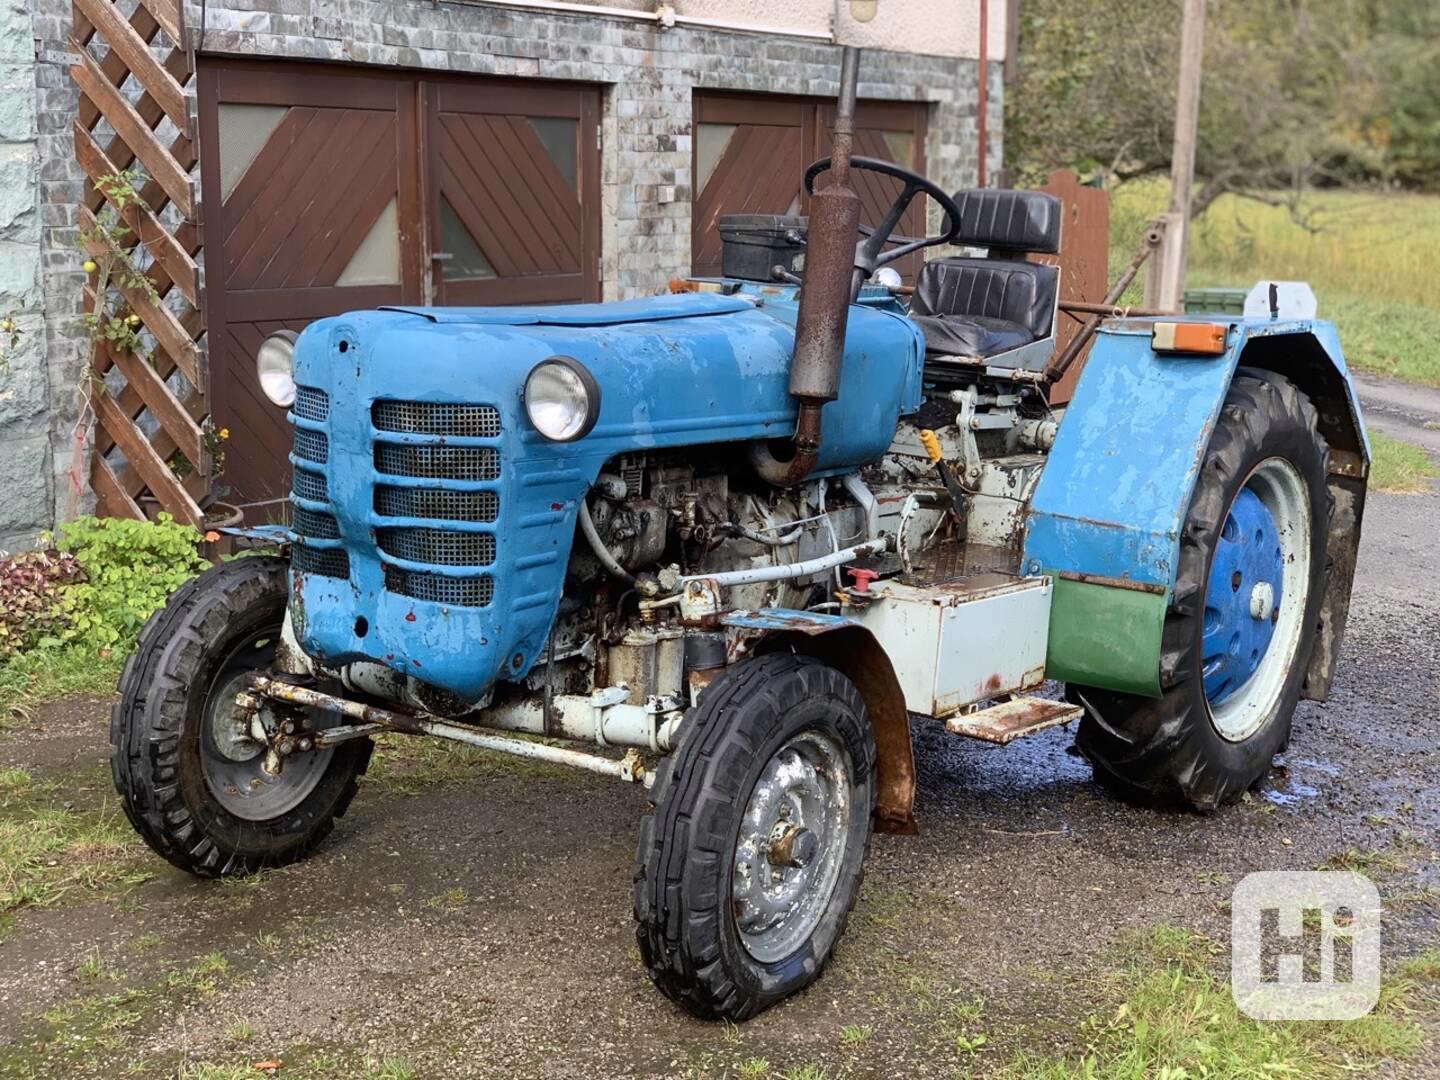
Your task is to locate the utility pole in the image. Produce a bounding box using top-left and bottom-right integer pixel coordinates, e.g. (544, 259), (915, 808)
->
(976, 0), (989, 188)
(1147, 0), (1205, 311)
(1003, 0), (1020, 89)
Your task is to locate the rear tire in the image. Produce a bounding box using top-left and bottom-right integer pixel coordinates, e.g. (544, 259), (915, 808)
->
(111, 557), (371, 876)
(634, 654), (875, 1021)
(1070, 371), (1330, 809)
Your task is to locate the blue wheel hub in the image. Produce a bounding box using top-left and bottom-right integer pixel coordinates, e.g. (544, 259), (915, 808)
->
(1202, 488), (1284, 705)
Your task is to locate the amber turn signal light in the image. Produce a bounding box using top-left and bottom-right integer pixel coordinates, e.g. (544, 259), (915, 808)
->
(1152, 321), (1228, 355)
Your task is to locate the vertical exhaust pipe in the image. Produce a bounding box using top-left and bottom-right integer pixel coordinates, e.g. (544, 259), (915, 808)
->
(752, 46), (863, 487)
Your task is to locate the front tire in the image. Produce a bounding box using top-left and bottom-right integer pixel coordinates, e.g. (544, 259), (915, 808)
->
(1071, 371), (1331, 809)
(634, 654), (876, 1021)
(111, 557), (372, 876)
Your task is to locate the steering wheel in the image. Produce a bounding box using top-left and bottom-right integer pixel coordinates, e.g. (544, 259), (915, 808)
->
(803, 156), (963, 277)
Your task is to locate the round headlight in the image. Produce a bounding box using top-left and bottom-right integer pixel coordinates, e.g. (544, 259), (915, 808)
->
(256, 330), (298, 408)
(524, 357), (599, 441)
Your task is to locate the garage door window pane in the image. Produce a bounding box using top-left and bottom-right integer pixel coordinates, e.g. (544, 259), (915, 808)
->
(882, 130), (916, 168)
(440, 198), (496, 282)
(217, 103), (289, 201)
(526, 116), (578, 190)
(335, 197), (401, 287)
(696, 123), (737, 190)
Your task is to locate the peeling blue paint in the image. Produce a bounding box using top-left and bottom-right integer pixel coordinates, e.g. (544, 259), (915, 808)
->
(1024, 317), (1365, 592)
(289, 293), (924, 703)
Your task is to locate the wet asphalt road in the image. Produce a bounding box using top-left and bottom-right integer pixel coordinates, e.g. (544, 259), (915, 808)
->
(0, 488), (1435, 1078)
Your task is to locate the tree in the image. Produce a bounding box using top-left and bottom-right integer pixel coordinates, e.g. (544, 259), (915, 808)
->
(1005, 0), (1429, 217)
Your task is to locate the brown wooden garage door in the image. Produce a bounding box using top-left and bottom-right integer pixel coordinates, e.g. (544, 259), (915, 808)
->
(197, 60), (600, 516)
(692, 92), (929, 281)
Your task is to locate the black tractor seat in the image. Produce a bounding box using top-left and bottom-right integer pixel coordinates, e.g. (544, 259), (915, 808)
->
(908, 189), (1062, 365)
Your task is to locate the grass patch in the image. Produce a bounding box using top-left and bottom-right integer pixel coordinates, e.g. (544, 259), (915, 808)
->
(174, 1050), (418, 1080)
(999, 925), (1426, 1079)
(0, 764), (152, 931)
(1399, 947), (1440, 984)
(1110, 182), (1440, 386)
(0, 647), (121, 727)
(425, 886), (469, 909)
(1, 941), (418, 1079)
(1368, 431), (1439, 494)
(1316, 846), (1410, 878)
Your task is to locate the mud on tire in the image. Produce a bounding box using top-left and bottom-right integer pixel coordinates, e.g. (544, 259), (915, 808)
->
(111, 556), (371, 876)
(634, 653), (876, 1021)
(1070, 371), (1331, 809)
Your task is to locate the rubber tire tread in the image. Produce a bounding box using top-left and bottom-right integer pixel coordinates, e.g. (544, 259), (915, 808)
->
(110, 556), (372, 877)
(634, 653), (875, 1021)
(1070, 371), (1331, 809)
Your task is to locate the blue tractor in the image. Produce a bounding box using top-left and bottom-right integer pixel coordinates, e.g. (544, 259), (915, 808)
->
(112, 47), (1368, 1020)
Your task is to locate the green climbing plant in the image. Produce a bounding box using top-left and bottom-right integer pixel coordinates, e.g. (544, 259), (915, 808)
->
(76, 169), (158, 361)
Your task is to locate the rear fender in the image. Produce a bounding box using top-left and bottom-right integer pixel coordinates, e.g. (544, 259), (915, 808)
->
(723, 610), (917, 834)
(1023, 318), (1369, 701)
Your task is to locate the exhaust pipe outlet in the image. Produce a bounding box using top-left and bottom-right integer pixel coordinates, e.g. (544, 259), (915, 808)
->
(753, 46), (862, 488)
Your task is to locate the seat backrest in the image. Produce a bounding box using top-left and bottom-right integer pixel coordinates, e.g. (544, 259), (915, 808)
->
(911, 258), (1059, 340)
(951, 189), (1062, 255)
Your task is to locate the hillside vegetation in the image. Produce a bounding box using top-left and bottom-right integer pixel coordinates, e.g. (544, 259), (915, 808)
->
(1110, 182), (1440, 387)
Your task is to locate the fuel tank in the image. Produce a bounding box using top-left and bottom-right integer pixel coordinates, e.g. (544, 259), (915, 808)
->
(286, 291), (923, 702)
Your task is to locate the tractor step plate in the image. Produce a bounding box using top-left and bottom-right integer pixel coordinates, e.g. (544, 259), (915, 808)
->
(944, 697), (1082, 744)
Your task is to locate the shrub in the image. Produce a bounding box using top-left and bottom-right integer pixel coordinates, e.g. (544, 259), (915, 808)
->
(0, 550), (84, 657)
(53, 514), (208, 653)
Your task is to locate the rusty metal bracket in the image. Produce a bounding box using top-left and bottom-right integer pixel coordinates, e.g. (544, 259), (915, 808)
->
(1043, 220), (1164, 385)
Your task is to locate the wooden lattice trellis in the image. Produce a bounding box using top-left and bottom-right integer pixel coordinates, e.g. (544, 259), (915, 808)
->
(71, 0), (207, 528)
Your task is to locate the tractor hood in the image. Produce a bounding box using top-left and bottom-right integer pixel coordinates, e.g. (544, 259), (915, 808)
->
(285, 291), (923, 703)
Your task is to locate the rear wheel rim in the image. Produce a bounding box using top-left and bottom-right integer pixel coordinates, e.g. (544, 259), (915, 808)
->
(1203, 457), (1312, 741)
(731, 730), (853, 964)
(199, 627), (335, 821)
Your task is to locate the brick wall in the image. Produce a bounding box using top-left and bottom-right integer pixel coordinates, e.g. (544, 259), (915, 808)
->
(16, 0), (1004, 543)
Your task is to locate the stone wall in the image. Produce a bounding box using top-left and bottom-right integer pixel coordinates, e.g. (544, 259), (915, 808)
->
(3, 0), (91, 550)
(14, 0), (1004, 545)
(0, 0), (50, 550)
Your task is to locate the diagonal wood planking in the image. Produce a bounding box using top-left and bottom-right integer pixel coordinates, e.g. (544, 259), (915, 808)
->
(438, 112), (582, 275)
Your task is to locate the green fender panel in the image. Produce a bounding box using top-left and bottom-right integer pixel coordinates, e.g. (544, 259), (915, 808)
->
(1042, 576), (1168, 697)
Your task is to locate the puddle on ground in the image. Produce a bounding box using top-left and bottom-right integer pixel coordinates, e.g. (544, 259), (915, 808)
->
(1261, 754), (1337, 806)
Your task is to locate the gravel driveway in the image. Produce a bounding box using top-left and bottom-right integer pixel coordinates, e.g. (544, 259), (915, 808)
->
(0, 486), (1434, 1079)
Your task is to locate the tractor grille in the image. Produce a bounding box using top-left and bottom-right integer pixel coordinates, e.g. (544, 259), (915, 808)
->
(292, 544), (350, 581)
(291, 468), (328, 503)
(292, 506), (340, 541)
(384, 566), (493, 608)
(372, 399), (502, 606)
(373, 400), (501, 439)
(374, 444), (499, 481)
(293, 386), (329, 423)
(374, 485), (498, 523)
(377, 528), (495, 567)
(292, 428), (328, 465)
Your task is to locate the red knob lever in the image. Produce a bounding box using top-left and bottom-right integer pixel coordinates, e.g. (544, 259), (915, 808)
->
(847, 568), (879, 593)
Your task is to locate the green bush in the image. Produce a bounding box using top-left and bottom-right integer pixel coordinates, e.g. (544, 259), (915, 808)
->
(52, 514), (208, 653)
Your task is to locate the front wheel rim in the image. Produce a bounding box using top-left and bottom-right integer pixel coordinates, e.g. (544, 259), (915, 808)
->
(732, 730), (854, 964)
(1203, 457), (1312, 742)
(199, 627), (335, 821)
